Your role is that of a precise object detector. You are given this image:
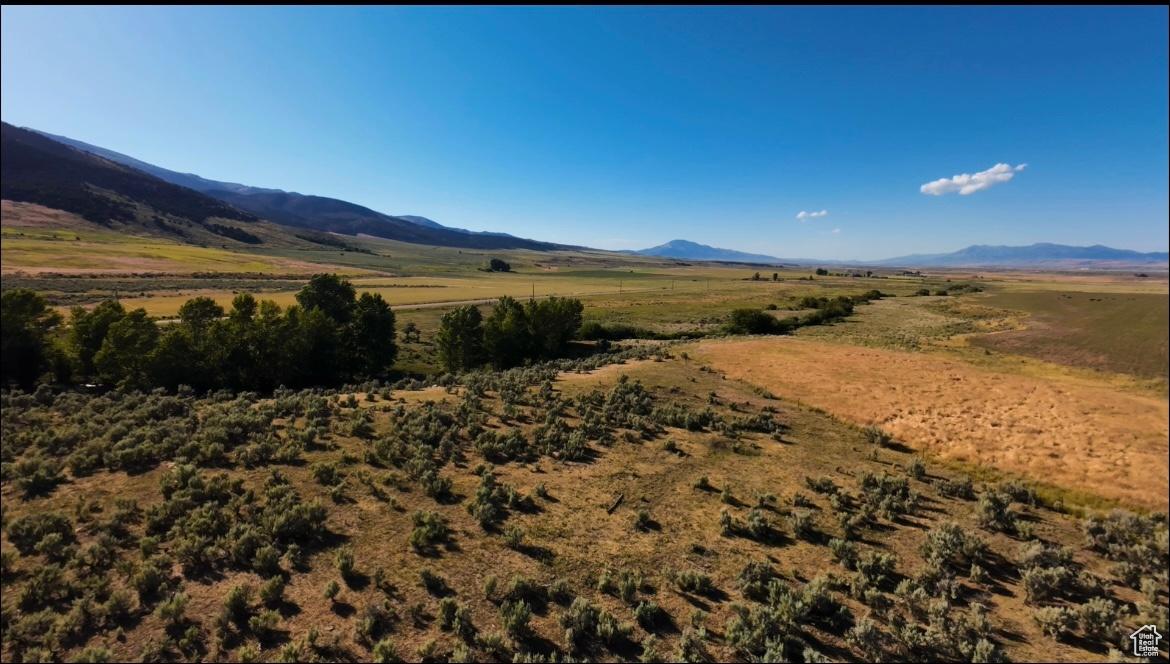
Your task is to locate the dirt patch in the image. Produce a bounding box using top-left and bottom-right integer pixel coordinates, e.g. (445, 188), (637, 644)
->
(695, 337), (1169, 510)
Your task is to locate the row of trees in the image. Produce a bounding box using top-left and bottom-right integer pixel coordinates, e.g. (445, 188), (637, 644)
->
(1, 274), (398, 392)
(435, 296), (584, 372)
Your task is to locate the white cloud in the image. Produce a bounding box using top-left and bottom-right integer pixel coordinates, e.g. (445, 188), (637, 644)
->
(796, 209), (828, 221)
(831, 228), (841, 235)
(920, 163), (1027, 196)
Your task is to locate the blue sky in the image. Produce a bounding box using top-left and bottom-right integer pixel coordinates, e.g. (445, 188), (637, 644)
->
(2, 6), (1167, 259)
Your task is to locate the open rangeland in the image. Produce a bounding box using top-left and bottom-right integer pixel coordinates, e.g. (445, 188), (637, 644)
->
(693, 336), (1169, 511)
(2, 352), (1165, 664)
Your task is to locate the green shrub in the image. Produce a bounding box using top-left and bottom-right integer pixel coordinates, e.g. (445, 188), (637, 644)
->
(1079, 597), (1122, 641)
(438, 597), (458, 630)
(154, 591), (189, 626)
(499, 599), (532, 637)
(1032, 606), (1076, 641)
(324, 580), (340, 601)
(504, 526), (525, 549)
(805, 476), (839, 495)
(976, 490), (1016, 532)
(223, 584), (254, 626)
(670, 568), (714, 595)
(249, 608), (281, 640)
(675, 627), (712, 663)
(634, 601), (665, 630)
(745, 508), (772, 541)
(409, 510), (450, 551)
(371, 637), (399, 663)
(737, 561), (777, 601)
(921, 521), (988, 568)
(335, 545), (355, 577)
(906, 457), (926, 481)
(829, 538), (858, 570)
(937, 476), (976, 500)
(788, 510), (815, 540)
(861, 426), (892, 447)
(259, 576), (285, 607)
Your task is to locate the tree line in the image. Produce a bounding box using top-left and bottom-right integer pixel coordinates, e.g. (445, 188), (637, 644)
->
(2, 274), (398, 392)
(435, 295), (584, 372)
(1, 277), (590, 392)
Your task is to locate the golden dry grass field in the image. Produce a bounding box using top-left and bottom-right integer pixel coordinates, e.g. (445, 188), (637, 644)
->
(692, 337), (1169, 511)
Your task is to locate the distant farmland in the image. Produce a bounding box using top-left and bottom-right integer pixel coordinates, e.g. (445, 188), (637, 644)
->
(968, 290), (1169, 379)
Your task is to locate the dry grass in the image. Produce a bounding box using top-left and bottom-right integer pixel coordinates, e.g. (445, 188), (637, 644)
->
(693, 337), (1169, 510)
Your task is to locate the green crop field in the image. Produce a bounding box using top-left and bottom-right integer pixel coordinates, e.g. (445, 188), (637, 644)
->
(0, 227), (332, 275)
(968, 290), (1170, 379)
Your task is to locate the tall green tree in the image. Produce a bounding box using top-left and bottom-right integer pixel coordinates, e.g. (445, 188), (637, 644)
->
(94, 309), (159, 389)
(284, 305), (343, 388)
(147, 328), (202, 392)
(525, 297), (583, 360)
(238, 299), (290, 391)
(295, 273), (357, 325)
(1, 289), (63, 389)
(435, 305), (484, 373)
(149, 297), (228, 391)
(69, 300), (126, 377)
(483, 295), (531, 369)
(177, 296), (225, 337)
(351, 292), (397, 377)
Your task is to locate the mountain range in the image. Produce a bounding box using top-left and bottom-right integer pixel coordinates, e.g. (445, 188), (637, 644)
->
(875, 243), (1168, 267)
(633, 239), (1167, 268)
(4, 123), (1166, 269)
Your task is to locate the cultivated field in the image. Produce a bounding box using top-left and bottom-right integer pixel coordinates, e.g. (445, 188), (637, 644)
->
(967, 290), (1170, 379)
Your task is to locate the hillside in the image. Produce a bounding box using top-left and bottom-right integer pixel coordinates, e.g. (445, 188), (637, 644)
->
(1, 122), (258, 229)
(209, 191), (570, 251)
(28, 128), (286, 196)
(25, 127), (570, 252)
(634, 240), (783, 265)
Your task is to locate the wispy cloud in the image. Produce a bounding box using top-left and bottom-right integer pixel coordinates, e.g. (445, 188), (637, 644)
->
(920, 163), (1026, 196)
(831, 228), (841, 235)
(796, 209), (828, 221)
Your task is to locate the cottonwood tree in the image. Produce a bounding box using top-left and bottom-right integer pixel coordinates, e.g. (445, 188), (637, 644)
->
(436, 305), (484, 373)
(1, 289), (63, 389)
(483, 296), (532, 369)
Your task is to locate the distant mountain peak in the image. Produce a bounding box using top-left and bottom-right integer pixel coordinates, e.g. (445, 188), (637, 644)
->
(633, 239), (783, 265)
